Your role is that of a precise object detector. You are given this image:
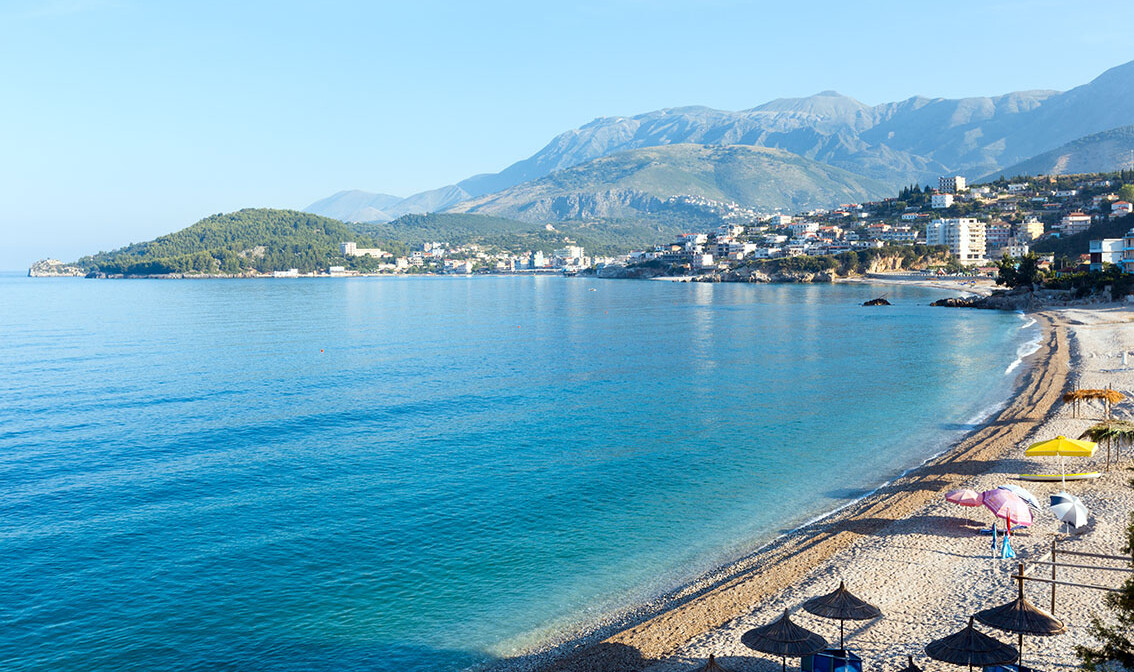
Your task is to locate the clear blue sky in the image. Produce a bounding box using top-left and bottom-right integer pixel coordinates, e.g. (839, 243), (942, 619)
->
(1, 0), (1132, 269)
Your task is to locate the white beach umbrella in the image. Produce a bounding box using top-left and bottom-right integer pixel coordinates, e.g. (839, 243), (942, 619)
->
(1049, 492), (1088, 531)
(996, 485), (1040, 510)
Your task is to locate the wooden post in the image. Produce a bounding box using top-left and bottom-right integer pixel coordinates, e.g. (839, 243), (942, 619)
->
(1017, 564), (1026, 667)
(1051, 537), (1057, 615)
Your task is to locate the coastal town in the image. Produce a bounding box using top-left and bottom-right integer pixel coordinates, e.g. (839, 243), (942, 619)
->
(325, 173), (1134, 279)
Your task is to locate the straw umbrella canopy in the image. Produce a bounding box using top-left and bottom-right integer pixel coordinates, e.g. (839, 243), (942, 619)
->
(1080, 420), (1134, 471)
(742, 609), (828, 672)
(695, 654), (734, 672)
(975, 572), (1065, 671)
(801, 581), (882, 649)
(924, 616), (1018, 672)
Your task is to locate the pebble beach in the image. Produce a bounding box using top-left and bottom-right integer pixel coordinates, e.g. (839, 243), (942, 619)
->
(529, 305), (1134, 672)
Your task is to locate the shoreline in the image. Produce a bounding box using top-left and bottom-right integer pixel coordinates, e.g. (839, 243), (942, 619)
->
(503, 311), (1074, 672)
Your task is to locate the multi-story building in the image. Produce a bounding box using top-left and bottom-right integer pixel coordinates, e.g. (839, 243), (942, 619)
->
(1123, 229), (1134, 275)
(1089, 238), (1124, 271)
(986, 223), (1012, 251)
(1059, 212), (1093, 236)
(1112, 201), (1134, 218)
(931, 193), (955, 209)
(341, 242), (389, 258)
(939, 175), (967, 193)
(1017, 217), (1044, 242)
(926, 218), (987, 264)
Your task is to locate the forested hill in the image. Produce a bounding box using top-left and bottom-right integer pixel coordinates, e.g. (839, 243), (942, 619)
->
(352, 212), (685, 256)
(76, 209), (392, 275)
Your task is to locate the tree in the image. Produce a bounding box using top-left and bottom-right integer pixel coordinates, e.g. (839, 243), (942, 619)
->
(1119, 184), (1134, 203)
(994, 252), (1043, 289)
(1075, 474), (1134, 670)
(995, 253), (1018, 287)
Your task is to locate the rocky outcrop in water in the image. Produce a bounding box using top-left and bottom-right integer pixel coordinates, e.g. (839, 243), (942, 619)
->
(863, 297), (891, 306)
(697, 268), (836, 283)
(931, 287), (1046, 311)
(28, 259), (85, 277)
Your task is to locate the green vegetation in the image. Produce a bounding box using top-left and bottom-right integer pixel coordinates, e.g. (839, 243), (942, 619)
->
(995, 253), (1045, 289)
(77, 209), (392, 275)
(354, 212), (686, 256)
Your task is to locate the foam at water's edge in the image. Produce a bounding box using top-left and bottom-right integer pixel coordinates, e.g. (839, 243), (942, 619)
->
(483, 313), (1040, 671)
(1005, 312), (1043, 375)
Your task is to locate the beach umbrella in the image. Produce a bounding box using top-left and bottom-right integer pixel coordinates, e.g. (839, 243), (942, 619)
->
(996, 484), (1040, 510)
(924, 616), (1019, 672)
(981, 489), (1033, 528)
(1024, 436), (1096, 488)
(741, 609), (828, 672)
(1049, 492), (1089, 531)
(975, 570), (1066, 671)
(896, 655), (922, 672)
(945, 489), (983, 507)
(801, 581), (882, 649)
(695, 654), (734, 672)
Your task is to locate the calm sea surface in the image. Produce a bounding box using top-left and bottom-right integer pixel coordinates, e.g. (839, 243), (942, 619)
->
(0, 274), (1034, 671)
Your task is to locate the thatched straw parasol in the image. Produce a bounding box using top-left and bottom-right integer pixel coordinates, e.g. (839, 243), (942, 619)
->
(695, 654), (734, 672)
(1062, 388), (1125, 418)
(1080, 420), (1134, 470)
(742, 609), (828, 672)
(802, 581), (882, 649)
(925, 616), (1018, 672)
(975, 570), (1065, 670)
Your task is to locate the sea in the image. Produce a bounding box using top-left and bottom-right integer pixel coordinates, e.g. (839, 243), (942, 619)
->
(0, 273), (1039, 672)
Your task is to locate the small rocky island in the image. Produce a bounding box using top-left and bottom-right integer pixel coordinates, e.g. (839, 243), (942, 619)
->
(863, 297), (891, 306)
(28, 259), (86, 277)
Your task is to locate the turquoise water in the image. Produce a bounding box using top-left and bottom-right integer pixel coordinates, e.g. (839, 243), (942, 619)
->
(0, 274), (1033, 671)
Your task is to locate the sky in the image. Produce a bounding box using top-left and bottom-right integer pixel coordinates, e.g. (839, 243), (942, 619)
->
(1, 0), (1133, 269)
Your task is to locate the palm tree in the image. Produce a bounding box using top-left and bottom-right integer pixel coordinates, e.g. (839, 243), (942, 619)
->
(1080, 421), (1134, 471)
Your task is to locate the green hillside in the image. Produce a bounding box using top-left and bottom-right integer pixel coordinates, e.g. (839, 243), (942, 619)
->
(448, 144), (891, 221)
(352, 212), (686, 256)
(77, 209), (388, 275)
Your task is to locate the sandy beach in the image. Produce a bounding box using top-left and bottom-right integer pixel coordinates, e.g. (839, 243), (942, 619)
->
(529, 305), (1134, 672)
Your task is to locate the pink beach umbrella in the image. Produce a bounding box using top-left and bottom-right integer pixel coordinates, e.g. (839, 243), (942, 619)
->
(981, 489), (1033, 527)
(945, 488), (984, 507)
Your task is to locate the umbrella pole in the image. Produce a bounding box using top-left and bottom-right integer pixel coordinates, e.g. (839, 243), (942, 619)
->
(840, 619), (845, 650)
(1061, 454), (1066, 489)
(1018, 633), (1024, 670)
(782, 656), (787, 672)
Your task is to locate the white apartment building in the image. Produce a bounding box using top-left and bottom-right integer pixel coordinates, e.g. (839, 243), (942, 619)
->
(938, 175), (967, 193)
(1123, 229), (1134, 275)
(789, 221), (820, 237)
(926, 218), (987, 264)
(341, 242), (389, 258)
(1059, 212), (1092, 236)
(931, 193), (955, 209)
(1089, 238), (1124, 271)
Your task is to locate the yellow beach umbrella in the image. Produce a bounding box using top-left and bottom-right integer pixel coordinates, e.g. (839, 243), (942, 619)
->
(1024, 436), (1096, 487)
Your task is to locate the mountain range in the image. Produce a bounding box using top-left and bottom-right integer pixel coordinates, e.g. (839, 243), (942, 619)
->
(307, 59), (1134, 224)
